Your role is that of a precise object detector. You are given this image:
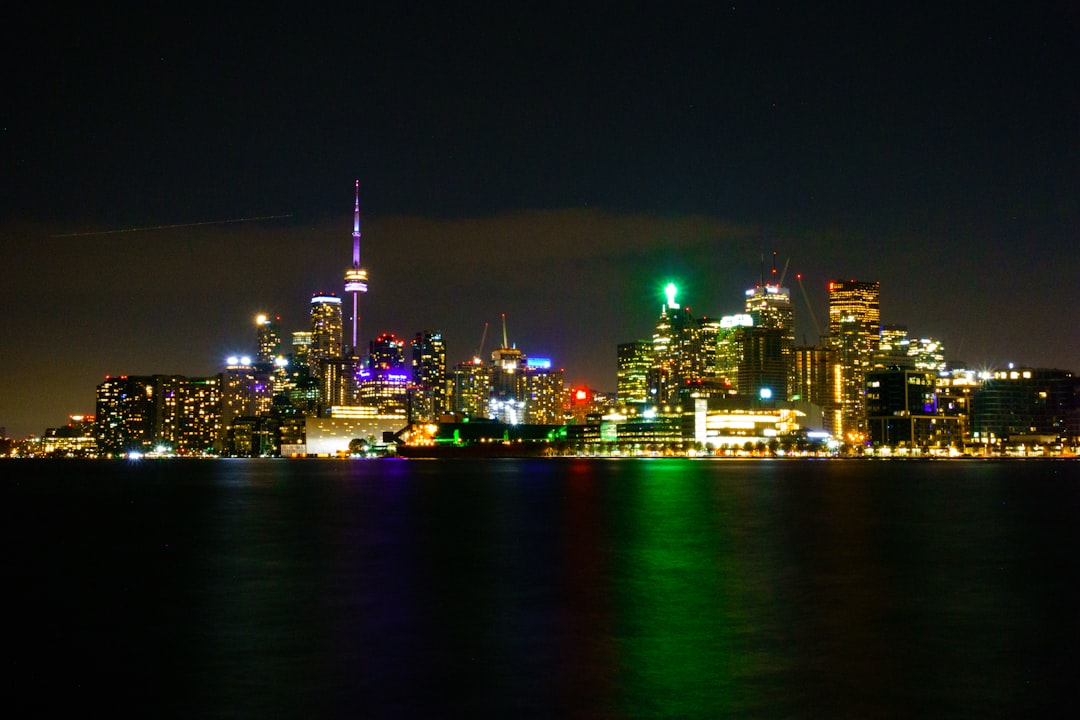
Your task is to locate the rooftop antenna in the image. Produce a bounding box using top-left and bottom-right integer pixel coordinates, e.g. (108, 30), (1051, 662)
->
(501, 313), (509, 348)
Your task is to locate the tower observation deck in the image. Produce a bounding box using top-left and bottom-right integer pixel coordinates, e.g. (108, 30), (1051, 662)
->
(344, 180), (368, 355)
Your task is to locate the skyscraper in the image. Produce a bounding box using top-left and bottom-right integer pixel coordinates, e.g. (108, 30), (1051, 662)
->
(793, 344), (831, 408)
(411, 331), (447, 422)
(369, 332), (406, 371)
(255, 314), (281, 366)
(744, 280), (794, 399)
(357, 333), (409, 415)
(309, 294), (343, 378)
(522, 361), (565, 424)
(734, 325), (788, 402)
(450, 358), (491, 419)
(343, 180), (369, 356)
(650, 283), (703, 407)
(617, 341), (652, 406)
(827, 280), (881, 440)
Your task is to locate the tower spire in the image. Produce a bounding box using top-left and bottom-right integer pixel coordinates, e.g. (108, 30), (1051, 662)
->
(344, 180), (368, 355)
(352, 179), (361, 267)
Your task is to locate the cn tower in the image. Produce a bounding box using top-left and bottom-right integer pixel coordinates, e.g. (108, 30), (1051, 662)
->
(343, 180), (368, 355)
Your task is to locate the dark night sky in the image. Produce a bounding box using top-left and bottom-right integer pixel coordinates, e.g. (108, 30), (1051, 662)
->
(2, 3), (1078, 437)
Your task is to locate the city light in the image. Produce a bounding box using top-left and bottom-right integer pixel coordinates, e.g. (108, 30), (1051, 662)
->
(664, 283), (679, 309)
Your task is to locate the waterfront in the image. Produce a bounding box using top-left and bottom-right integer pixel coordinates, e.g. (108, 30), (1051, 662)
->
(8, 458), (1078, 717)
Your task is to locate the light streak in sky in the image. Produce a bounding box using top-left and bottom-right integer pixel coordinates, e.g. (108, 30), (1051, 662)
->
(49, 214), (293, 237)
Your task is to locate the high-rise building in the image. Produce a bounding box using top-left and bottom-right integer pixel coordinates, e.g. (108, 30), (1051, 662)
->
(411, 331), (447, 422)
(344, 180), (369, 356)
(745, 283), (794, 335)
(291, 331), (313, 371)
(907, 337), (947, 373)
(715, 314), (753, 390)
(369, 332), (406, 371)
(874, 324), (910, 369)
(96, 374), (222, 456)
(255, 314), (282, 366)
(451, 359), (491, 419)
(309, 294), (343, 378)
(522, 358), (565, 425)
(489, 345), (526, 424)
(734, 325), (788, 403)
(650, 283), (704, 407)
(744, 281), (794, 398)
(827, 280), (881, 440)
(617, 341), (652, 406)
(168, 376), (221, 454)
(792, 344), (831, 408)
(357, 366), (409, 416)
(95, 375), (158, 455)
(356, 333), (409, 415)
(221, 358), (273, 437)
(321, 357), (360, 410)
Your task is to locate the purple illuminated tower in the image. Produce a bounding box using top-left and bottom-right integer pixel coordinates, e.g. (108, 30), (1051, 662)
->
(343, 180), (369, 355)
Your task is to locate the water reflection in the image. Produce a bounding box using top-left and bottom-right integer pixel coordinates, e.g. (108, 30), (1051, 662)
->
(12, 458), (1075, 716)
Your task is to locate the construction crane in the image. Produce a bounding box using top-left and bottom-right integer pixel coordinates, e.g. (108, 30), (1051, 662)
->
(474, 322), (489, 361)
(796, 274), (822, 340)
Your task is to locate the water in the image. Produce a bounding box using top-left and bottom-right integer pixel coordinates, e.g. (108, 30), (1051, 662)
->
(7, 458), (1079, 717)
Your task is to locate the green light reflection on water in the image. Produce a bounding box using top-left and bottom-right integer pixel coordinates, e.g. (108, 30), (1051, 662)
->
(610, 459), (784, 717)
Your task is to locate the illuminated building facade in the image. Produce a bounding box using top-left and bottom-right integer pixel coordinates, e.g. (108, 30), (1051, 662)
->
(522, 359), (565, 425)
(309, 294), (343, 378)
(370, 332), (406, 372)
(907, 337), (947, 372)
(793, 344), (831, 408)
(864, 369), (947, 448)
(451, 359), (491, 419)
(357, 366), (410, 416)
(715, 314), (752, 390)
(689, 395), (807, 449)
(411, 331), (447, 422)
(96, 374), (222, 455)
(291, 331), (312, 371)
(489, 346), (526, 424)
(39, 415), (97, 457)
(827, 280), (881, 440)
(971, 368), (1080, 448)
(873, 326), (946, 374)
(221, 359), (273, 428)
(168, 376), (221, 453)
(874, 324), (910, 369)
(744, 281), (794, 398)
(255, 314), (282, 365)
(321, 357), (359, 411)
(95, 376), (158, 455)
(617, 341), (652, 406)
(734, 325), (788, 403)
(650, 284), (704, 407)
(157, 374), (222, 454)
(304, 414), (406, 456)
(934, 368), (979, 445)
(226, 416), (277, 457)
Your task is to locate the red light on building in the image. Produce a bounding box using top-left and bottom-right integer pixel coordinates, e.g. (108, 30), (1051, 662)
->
(574, 388), (589, 403)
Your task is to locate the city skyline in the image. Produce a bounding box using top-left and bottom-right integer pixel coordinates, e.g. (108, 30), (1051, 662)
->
(3, 4), (1078, 437)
